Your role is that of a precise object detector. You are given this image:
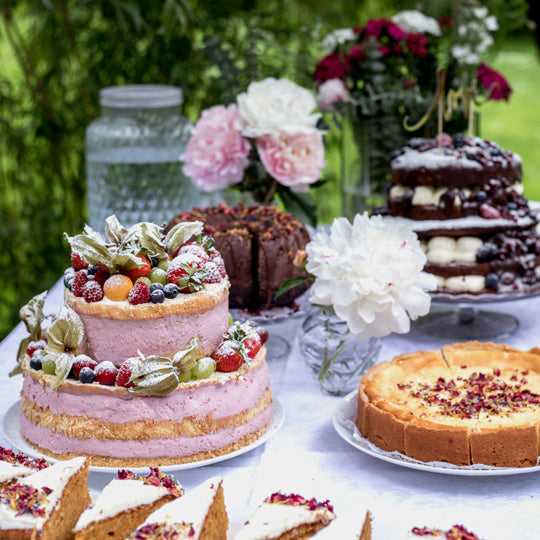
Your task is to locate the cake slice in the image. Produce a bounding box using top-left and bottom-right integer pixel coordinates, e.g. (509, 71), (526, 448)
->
(310, 513), (373, 539)
(408, 524), (480, 539)
(128, 476), (228, 539)
(0, 456), (89, 540)
(234, 492), (336, 540)
(73, 467), (183, 539)
(0, 446), (49, 486)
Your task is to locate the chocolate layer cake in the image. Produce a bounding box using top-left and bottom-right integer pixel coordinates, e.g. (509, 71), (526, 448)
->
(165, 204), (311, 311)
(379, 134), (540, 297)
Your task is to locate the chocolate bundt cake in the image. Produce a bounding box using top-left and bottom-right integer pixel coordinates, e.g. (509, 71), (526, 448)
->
(166, 204), (311, 311)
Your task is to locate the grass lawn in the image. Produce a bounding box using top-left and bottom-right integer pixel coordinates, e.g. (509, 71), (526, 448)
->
(475, 35), (540, 201)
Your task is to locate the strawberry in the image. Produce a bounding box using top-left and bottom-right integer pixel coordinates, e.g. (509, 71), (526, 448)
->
(124, 255), (151, 282)
(167, 254), (206, 293)
(116, 357), (141, 388)
(253, 326), (269, 345)
(211, 341), (244, 372)
(71, 252), (89, 271)
(71, 270), (88, 297)
(83, 281), (104, 303)
(94, 361), (118, 385)
(72, 355), (97, 379)
(176, 243), (211, 263)
(27, 339), (47, 358)
(128, 281), (151, 305)
(243, 336), (261, 359)
(203, 261), (222, 284)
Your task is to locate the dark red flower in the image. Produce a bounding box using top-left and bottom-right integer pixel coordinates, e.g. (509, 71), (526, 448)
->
(405, 32), (428, 58)
(314, 52), (351, 83)
(349, 44), (366, 62)
(476, 63), (512, 101)
(437, 16), (453, 29)
(364, 18), (388, 39)
(377, 45), (391, 58)
(387, 21), (405, 41)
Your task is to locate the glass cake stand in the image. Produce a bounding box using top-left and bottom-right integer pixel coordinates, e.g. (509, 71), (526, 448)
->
(413, 289), (540, 341)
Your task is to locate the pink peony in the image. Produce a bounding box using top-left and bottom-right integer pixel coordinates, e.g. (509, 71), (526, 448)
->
(256, 130), (326, 190)
(181, 104), (251, 191)
(317, 79), (350, 112)
(476, 63), (512, 102)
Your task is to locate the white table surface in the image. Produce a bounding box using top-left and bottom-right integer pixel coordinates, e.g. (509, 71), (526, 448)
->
(1, 279), (540, 539)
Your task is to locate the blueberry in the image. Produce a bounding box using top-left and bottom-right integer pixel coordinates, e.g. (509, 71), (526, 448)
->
(476, 243), (499, 263)
(475, 191), (488, 203)
(490, 147), (501, 157)
(163, 283), (179, 299)
(87, 265), (99, 275)
(150, 256), (159, 268)
(30, 354), (43, 371)
(506, 202), (518, 211)
(150, 289), (165, 304)
(452, 133), (466, 148)
(485, 273), (499, 289)
(63, 268), (75, 288)
(79, 367), (95, 384)
(149, 282), (164, 292)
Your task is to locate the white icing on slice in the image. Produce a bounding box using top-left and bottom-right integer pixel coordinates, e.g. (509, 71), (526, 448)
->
(74, 478), (171, 530)
(310, 514), (369, 538)
(444, 275), (485, 292)
(0, 462), (33, 483)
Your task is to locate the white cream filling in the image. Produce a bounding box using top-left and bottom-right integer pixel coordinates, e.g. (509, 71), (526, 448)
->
(391, 185), (471, 206)
(425, 236), (483, 264)
(440, 275), (485, 292)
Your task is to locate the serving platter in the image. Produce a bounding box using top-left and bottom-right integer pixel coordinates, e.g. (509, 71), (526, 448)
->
(333, 390), (540, 476)
(2, 398), (285, 475)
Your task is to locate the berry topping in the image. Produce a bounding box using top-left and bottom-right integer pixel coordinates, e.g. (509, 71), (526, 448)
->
(41, 356), (56, 375)
(203, 261), (223, 284)
(124, 255), (151, 282)
(104, 274), (134, 301)
(163, 283), (179, 299)
(94, 361), (118, 385)
(176, 243), (211, 262)
(254, 326), (269, 345)
(93, 268), (110, 287)
(128, 281), (151, 305)
(485, 273), (499, 289)
(27, 339), (47, 358)
(475, 242), (499, 263)
(116, 357), (141, 388)
(167, 257), (207, 293)
(148, 267), (168, 286)
(149, 282), (164, 292)
(63, 268), (75, 289)
(83, 281), (104, 303)
(243, 336), (262, 359)
(71, 252), (89, 271)
(475, 190), (488, 203)
(79, 366), (95, 384)
(29, 353), (43, 371)
(72, 355), (97, 379)
(211, 341), (244, 372)
(150, 289), (165, 304)
(191, 357), (216, 379)
(71, 270), (89, 297)
(480, 204), (502, 220)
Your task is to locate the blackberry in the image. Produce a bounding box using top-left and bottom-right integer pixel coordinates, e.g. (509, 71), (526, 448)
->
(150, 289), (165, 304)
(476, 243), (499, 263)
(452, 133), (466, 148)
(407, 138), (425, 150)
(485, 273), (499, 289)
(490, 147), (501, 157)
(163, 283), (179, 299)
(79, 367), (95, 384)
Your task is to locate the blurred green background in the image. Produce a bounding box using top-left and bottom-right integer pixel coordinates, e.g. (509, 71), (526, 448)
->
(0, 0), (537, 340)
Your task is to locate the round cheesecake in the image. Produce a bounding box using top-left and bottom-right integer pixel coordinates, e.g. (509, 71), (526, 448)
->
(357, 342), (540, 468)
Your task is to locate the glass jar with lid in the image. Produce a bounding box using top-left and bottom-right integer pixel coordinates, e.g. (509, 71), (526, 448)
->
(85, 84), (201, 232)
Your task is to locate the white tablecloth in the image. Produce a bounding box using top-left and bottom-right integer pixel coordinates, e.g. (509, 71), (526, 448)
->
(1, 279), (540, 539)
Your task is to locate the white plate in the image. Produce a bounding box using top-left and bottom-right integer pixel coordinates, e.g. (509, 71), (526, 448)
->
(333, 390), (540, 476)
(3, 399), (285, 475)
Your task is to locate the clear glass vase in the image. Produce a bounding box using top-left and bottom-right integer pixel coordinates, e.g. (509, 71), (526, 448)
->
(298, 308), (382, 396)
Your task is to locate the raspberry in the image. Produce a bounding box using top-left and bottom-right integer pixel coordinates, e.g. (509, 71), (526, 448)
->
(71, 252), (89, 271)
(27, 339), (47, 358)
(116, 357), (141, 387)
(211, 341), (244, 372)
(104, 274), (133, 301)
(128, 281), (151, 305)
(94, 361), (118, 385)
(124, 255), (151, 282)
(83, 281), (104, 303)
(203, 261), (222, 284)
(93, 268), (110, 287)
(71, 270), (88, 297)
(72, 355), (97, 379)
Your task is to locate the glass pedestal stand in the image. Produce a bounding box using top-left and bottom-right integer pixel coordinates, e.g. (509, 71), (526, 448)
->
(414, 304), (519, 341)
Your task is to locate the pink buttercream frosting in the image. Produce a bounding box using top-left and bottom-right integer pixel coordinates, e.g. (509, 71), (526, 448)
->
(20, 406), (272, 459)
(22, 360), (270, 423)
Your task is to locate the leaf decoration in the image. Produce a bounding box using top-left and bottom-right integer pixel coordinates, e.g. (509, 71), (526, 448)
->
(172, 336), (200, 373)
(165, 221), (203, 256)
(64, 232), (114, 272)
(120, 222), (166, 259)
(50, 352), (75, 390)
(19, 292), (47, 340)
(129, 356), (180, 395)
(274, 276), (310, 299)
(111, 251), (147, 272)
(46, 306), (84, 355)
(82, 224), (107, 246)
(105, 215), (127, 245)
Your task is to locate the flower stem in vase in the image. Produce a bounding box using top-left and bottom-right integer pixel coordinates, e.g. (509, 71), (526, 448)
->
(317, 337), (347, 382)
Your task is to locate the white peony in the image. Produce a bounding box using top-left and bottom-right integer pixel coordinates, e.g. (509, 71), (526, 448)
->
(305, 213), (437, 341)
(392, 10), (442, 36)
(236, 78), (321, 138)
(321, 28), (356, 52)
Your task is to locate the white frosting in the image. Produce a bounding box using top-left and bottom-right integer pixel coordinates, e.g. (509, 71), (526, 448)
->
(393, 149), (483, 171)
(132, 476), (221, 539)
(0, 457), (86, 531)
(234, 500), (335, 540)
(74, 478), (172, 531)
(426, 236), (482, 264)
(310, 515), (369, 538)
(0, 461), (33, 483)
(444, 275), (485, 292)
(392, 185), (465, 206)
